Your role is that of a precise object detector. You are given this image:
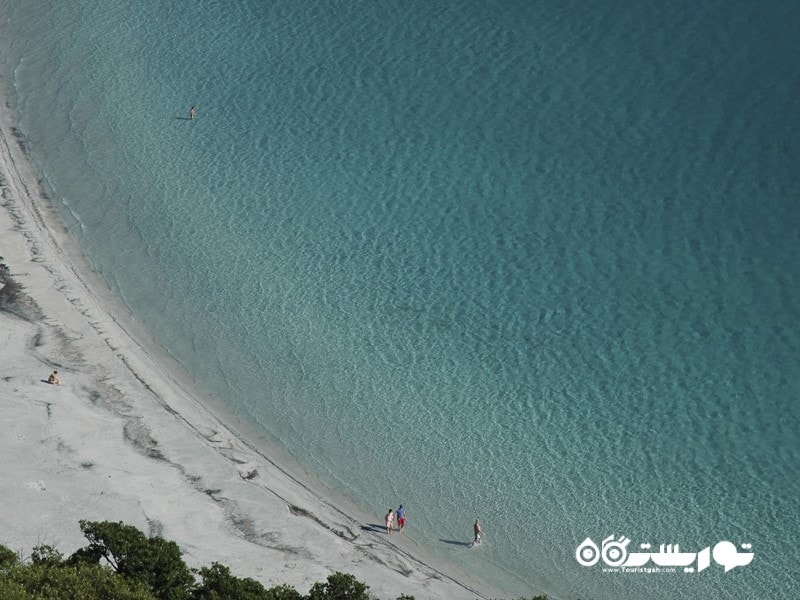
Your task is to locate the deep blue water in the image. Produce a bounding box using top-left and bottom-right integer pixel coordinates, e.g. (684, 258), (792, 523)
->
(1, 1), (799, 597)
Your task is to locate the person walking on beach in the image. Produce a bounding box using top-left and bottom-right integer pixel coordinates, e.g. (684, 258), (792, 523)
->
(385, 509), (395, 535)
(189, 106), (196, 120)
(47, 370), (60, 385)
(396, 505), (406, 533)
(472, 519), (484, 546)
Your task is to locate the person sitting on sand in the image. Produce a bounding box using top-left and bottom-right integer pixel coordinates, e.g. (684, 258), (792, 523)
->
(48, 370), (60, 385)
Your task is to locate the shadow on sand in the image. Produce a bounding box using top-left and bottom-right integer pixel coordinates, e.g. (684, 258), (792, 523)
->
(361, 523), (387, 534)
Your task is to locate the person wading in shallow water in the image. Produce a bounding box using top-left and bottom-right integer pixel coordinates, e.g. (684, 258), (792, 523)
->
(472, 519), (484, 545)
(189, 106), (196, 120)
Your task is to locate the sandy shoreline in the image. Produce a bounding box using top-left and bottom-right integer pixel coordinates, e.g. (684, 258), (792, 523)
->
(0, 108), (503, 598)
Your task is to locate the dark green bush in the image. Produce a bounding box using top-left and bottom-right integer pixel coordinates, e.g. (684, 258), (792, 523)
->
(30, 545), (64, 567)
(0, 544), (18, 569)
(3, 561), (155, 599)
(70, 520), (194, 600)
(193, 562), (297, 600)
(306, 571), (370, 600)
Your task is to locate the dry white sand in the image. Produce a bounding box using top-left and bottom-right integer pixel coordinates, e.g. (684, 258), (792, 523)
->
(0, 111), (502, 599)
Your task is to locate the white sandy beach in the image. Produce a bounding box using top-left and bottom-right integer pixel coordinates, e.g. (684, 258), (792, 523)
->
(0, 108), (502, 599)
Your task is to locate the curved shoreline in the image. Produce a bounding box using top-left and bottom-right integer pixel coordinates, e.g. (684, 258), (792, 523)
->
(0, 107), (506, 598)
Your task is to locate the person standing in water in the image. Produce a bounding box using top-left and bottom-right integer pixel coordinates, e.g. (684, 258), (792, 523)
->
(189, 106), (196, 120)
(472, 519), (484, 545)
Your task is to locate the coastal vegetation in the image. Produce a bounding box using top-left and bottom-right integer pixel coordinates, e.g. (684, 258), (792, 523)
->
(0, 261), (23, 314)
(0, 260), (40, 322)
(0, 520), (549, 600)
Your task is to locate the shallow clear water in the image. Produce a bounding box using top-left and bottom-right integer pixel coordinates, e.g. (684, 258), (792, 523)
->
(1, 0), (799, 597)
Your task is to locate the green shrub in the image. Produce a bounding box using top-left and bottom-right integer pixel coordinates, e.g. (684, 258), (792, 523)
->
(70, 520), (194, 600)
(193, 562), (285, 600)
(0, 544), (19, 569)
(306, 571), (370, 600)
(31, 545), (64, 567)
(263, 583), (304, 600)
(0, 578), (32, 600)
(3, 562), (155, 599)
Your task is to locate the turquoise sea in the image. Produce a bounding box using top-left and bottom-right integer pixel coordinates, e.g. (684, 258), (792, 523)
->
(1, 1), (799, 598)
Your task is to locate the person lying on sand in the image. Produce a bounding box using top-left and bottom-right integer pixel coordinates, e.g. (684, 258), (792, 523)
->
(47, 370), (60, 385)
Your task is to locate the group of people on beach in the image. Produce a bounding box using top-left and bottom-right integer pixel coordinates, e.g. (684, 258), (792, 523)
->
(383, 506), (484, 546)
(384, 505), (406, 535)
